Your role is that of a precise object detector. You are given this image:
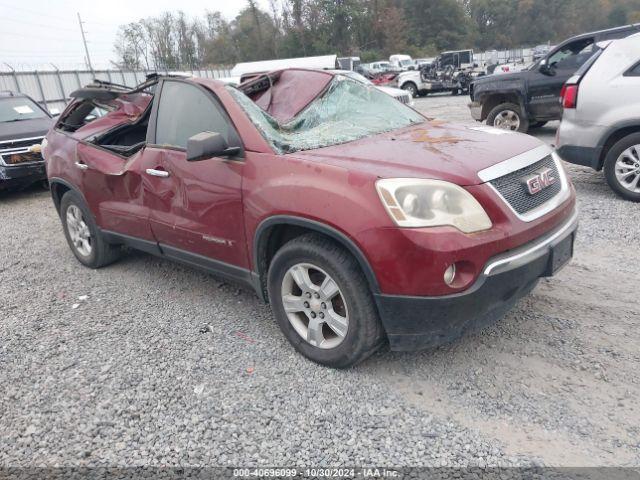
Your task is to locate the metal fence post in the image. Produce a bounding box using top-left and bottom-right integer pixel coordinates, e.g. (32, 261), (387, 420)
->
(52, 64), (66, 102)
(3, 63), (20, 93)
(34, 70), (47, 108)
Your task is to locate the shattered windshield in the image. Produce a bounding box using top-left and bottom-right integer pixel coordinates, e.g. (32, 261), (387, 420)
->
(227, 76), (424, 154)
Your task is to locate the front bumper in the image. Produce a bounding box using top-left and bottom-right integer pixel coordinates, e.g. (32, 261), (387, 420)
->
(375, 209), (578, 351)
(0, 162), (46, 189)
(469, 101), (482, 121)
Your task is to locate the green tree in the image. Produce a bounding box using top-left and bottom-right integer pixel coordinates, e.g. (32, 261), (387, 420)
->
(403, 0), (471, 50)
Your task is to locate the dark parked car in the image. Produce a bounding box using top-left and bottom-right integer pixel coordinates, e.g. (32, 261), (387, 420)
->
(0, 91), (53, 190)
(43, 71), (577, 368)
(469, 24), (640, 133)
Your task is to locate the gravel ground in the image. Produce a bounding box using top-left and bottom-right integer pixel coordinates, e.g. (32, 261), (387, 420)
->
(1, 94), (639, 470)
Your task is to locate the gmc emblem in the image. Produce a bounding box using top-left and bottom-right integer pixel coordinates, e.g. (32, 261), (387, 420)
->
(523, 168), (556, 195)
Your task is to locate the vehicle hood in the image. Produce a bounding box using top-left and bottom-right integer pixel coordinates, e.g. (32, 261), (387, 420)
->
(0, 117), (53, 142)
(294, 120), (544, 186)
(479, 69), (527, 81)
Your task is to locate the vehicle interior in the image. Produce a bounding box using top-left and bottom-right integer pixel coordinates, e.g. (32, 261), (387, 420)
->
(547, 38), (595, 70)
(92, 110), (150, 156)
(57, 78), (157, 157)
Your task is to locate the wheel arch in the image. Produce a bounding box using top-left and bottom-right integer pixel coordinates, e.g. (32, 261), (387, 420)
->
(479, 91), (525, 121)
(253, 216), (381, 302)
(400, 81), (418, 97)
(49, 177), (86, 216)
(597, 123), (640, 171)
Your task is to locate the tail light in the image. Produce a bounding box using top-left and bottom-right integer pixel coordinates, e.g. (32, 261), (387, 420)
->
(561, 84), (579, 109)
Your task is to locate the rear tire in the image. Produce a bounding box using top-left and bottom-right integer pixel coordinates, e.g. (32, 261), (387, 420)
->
(486, 102), (529, 133)
(60, 190), (121, 268)
(267, 234), (385, 368)
(603, 133), (640, 202)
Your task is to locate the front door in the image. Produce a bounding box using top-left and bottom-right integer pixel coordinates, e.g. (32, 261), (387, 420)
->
(141, 79), (248, 270)
(527, 37), (596, 120)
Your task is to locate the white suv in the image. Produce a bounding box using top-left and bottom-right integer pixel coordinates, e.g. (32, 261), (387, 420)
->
(556, 33), (640, 201)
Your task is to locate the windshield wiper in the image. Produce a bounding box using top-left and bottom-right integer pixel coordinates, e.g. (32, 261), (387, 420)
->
(3, 118), (32, 123)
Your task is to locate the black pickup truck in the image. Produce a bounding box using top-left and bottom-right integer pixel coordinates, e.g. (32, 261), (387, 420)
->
(469, 24), (640, 133)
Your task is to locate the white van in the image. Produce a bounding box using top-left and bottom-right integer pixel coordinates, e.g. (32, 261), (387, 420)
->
(389, 54), (415, 71)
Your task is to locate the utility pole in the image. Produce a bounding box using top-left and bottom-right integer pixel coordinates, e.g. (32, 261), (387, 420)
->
(77, 13), (94, 74)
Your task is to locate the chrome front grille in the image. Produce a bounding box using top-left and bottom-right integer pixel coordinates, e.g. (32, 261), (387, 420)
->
(489, 155), (561, 215)
(0, 136), (44, 166)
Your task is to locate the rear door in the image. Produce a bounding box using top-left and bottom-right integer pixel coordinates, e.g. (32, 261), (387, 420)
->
(141, 79), (249, 269)
(56, 82), (158, 242)
(75, 143), (157, 241)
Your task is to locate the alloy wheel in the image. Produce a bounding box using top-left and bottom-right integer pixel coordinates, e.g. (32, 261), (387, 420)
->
(614, 145), (640, 193)
(493, 110), (521, 130)
(403, 84), (417, 98)
(280, 263), (349, 349)
(66, 204), (92, 257)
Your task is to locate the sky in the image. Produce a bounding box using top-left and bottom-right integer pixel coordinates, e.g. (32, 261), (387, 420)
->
(0, 0), (269, 71)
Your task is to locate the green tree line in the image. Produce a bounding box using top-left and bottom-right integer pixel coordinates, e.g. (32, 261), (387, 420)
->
(114, 0), (640, 69)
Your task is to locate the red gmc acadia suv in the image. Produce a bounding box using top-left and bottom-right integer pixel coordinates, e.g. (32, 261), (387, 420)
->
(43, 70), (577, 367)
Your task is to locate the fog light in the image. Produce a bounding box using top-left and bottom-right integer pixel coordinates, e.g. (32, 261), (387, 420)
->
(444, 264), (456, 286)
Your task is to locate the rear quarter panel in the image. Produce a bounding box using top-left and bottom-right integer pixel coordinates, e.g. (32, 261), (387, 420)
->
(579, 43), (640, 129)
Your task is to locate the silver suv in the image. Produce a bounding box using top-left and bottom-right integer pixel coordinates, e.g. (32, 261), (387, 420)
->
(556, 33), (640, 201)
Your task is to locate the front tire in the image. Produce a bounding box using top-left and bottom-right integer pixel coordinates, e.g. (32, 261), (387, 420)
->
(60, 190), (121, 268)
(267, 234), (384, 368)
(402, 82), (418, 98)
(486, 102), (529, 133)
(603, 133), (640, 202)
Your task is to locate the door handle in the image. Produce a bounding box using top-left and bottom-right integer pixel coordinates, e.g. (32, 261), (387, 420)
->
(74, 161), (89, 170)
(145, 168), (170, 178)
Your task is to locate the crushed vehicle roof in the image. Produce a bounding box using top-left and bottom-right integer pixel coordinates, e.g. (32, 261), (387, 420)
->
(237, 69), (334, 123)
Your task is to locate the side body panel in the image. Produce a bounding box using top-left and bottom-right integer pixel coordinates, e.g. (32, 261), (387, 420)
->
(526, 68), (567, 120)
(75, 144), (156, 240)
(244, 149), (577, 297)
(144, 146), (248, 269)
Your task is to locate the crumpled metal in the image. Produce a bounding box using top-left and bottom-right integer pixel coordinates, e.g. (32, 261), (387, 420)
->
(227, 77), (424, 154)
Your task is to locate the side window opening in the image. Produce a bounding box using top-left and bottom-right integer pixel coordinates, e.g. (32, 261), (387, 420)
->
(154, 81), (239, 150)
(625, 60), (640, 77)
(93, 107), (151, 156)
(548, 39), (595, 71)
(57, 101), (111, 132)
(57, 79), (156, 157)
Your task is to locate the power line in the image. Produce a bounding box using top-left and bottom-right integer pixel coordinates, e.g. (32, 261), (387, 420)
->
(0, 29), (113, 44)
(0, 52), (114, 58)
(0, 2), (73, 22)
(0, 15), (80, 32)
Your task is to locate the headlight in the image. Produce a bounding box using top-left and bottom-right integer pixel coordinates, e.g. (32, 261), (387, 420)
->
(376, 178), (492, 233)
